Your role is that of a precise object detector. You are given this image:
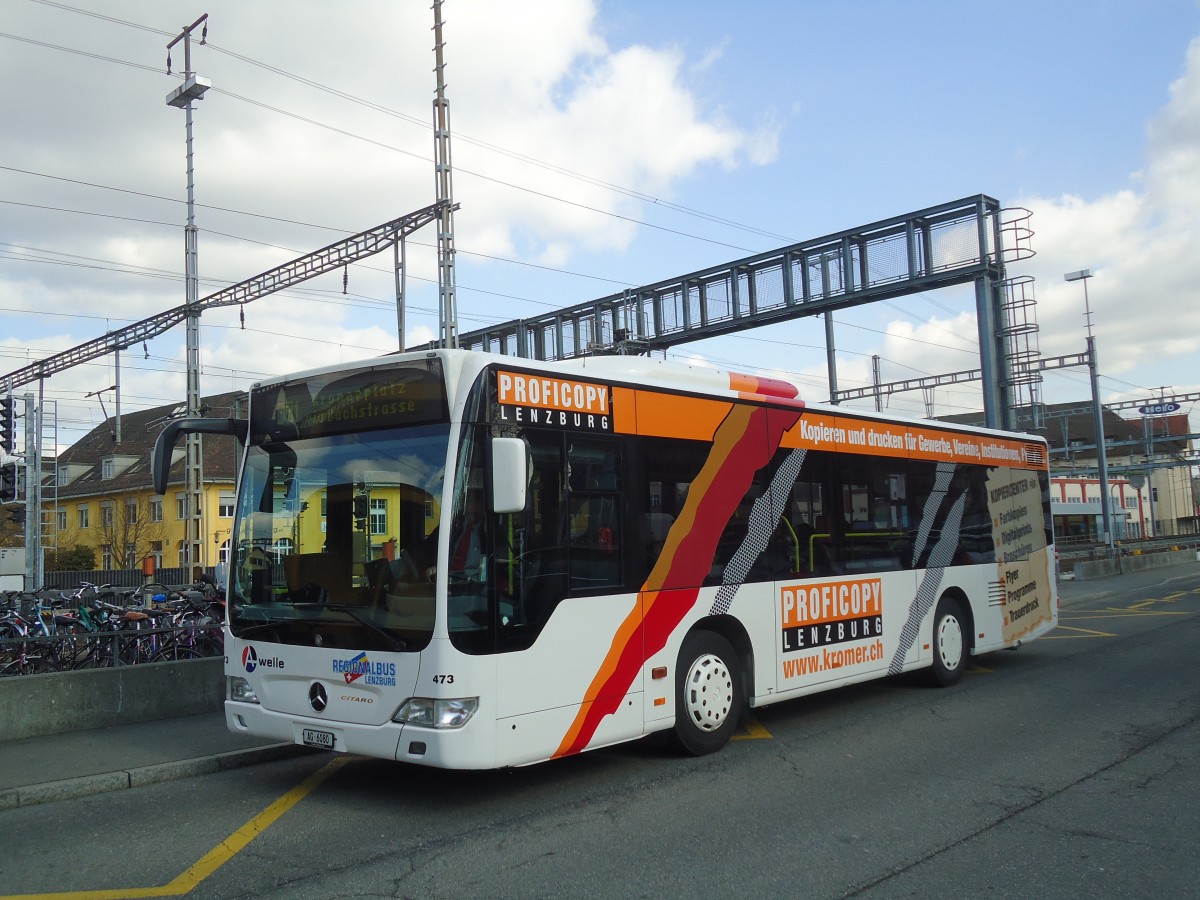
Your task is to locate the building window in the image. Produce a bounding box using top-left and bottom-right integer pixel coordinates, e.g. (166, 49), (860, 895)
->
(124, 543), (136, 568)
(100, 503), (114, 527)
(125, 500), (137, 525)
(151, 541), (163, 570)
(176, 492), (188, 519)
(55, 509), (67, 531)
(77, 505), (89, 529)
(178, 542), (200, 569)
(218, 491), (236, 518)
(101, 544), (113, 569)
(369, 498), (387, 536)
(150, 497), (163, 522)
(102, 459), (114, 480)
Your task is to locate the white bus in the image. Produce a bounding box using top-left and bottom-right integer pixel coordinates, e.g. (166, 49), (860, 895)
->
(153, 349), (1057, 768)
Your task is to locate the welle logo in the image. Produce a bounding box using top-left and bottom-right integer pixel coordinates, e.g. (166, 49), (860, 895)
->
(241, 645), (284, 673)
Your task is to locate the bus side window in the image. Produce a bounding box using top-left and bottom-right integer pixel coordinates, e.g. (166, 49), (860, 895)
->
(779, 452), (835, 578)
(501, 432), (569, 638)
(641, 437), (709, 586)
(958, 467), (996, 564)
(566, 438), (622, 592)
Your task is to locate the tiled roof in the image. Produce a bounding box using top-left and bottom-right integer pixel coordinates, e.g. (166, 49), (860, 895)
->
(53, 391), (243, 499)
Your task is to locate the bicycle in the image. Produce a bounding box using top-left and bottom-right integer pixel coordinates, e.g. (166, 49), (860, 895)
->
(148, 589), (224, 661)
(0, 593), (75, 675)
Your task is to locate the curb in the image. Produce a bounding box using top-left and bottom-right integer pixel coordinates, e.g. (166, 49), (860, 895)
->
(1057, 564), (1200, 608)
(0, 742), (317, 811)
(1056, 582), (1117, 608)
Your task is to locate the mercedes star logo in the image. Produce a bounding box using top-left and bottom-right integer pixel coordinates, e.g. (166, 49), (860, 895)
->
(309, 682), (328, 713)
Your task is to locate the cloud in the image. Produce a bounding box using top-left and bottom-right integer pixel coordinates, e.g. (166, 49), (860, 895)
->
(1, 0), (778, 444)
(691, 37), (731, 76)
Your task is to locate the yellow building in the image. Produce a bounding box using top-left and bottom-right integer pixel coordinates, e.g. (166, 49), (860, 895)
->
(47, 392), (242, 574)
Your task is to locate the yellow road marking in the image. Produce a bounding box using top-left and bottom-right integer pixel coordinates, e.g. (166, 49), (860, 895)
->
(1060, 610), (1191, 620)
(0, 756), (351, 900)
(1044, 625), (1117, 639)
(732, 712), (772, 740)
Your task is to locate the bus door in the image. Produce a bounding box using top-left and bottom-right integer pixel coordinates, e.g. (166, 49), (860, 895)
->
(484, 425), (642, 762)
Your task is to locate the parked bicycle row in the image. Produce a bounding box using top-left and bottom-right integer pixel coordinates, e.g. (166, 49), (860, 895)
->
(0, 581), (225, 677)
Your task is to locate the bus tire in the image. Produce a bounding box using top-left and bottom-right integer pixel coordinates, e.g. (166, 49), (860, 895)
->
(670, 630), (743, 756)
(928, 595), (966, 687)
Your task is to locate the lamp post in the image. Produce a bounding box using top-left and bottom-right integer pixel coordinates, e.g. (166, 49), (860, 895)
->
(1065, 269), (1115, 555)
(166, 15), (211, 574)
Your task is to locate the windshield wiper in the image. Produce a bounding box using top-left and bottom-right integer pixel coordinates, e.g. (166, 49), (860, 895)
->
(232, 620), (285, 637)
(292, 602), (408, 651)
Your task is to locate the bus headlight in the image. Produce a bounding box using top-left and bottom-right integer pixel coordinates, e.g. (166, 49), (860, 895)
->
(228, 676), (259, 704)
(393, 697), (478, 729)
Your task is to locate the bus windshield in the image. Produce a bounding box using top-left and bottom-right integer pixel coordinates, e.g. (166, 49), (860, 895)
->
(228, 360), (449, 651)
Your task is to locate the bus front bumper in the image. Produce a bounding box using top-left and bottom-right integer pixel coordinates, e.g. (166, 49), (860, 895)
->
(225, 700), (497, 769)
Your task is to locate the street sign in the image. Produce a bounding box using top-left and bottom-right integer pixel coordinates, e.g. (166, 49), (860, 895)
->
(1137, 402), (1180, 415)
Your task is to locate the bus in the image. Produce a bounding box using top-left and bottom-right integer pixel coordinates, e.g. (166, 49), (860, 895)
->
(153, 349), (1057, 769)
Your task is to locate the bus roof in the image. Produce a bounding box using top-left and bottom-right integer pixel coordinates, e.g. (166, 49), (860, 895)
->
(247, 348), (1046, 448)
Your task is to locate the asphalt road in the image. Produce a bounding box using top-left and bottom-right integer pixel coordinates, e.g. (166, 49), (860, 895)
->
(2, 573), (1197, 900)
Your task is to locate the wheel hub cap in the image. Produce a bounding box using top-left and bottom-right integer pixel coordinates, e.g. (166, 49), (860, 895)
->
(684, 653), (733, 731)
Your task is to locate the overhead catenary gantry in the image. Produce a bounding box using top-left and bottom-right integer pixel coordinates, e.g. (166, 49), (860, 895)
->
(2, 202), (449, 393)
(433, 194), (1031, 430)
(7, 194), (1032, 432)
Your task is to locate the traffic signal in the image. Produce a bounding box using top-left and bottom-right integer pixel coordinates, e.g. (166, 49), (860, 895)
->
(6, 505), (24, 528)
(0, 462), (16, 503)
(0, 396), (14, 455)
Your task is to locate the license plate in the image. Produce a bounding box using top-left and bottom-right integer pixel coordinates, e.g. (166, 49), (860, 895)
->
(301, 728), (335, 749)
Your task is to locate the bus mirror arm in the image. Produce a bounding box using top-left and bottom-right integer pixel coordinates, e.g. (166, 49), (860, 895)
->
(152, 417), (246, 494)
(491, 436), (527, 515)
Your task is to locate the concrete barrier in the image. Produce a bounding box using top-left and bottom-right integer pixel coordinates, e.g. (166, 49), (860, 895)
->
(1072, 548), (1197, 581)
(0, 658), (224, 743)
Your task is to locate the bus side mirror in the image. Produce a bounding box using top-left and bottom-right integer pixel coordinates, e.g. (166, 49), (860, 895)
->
(152, 417), (246, 494)
(491, 437), (527, 514)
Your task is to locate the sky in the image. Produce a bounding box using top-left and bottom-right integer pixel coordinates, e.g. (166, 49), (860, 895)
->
(3, 0), (1200, 450)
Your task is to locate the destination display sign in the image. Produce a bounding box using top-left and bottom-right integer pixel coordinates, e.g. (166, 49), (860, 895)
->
(251, 359), (448, 441)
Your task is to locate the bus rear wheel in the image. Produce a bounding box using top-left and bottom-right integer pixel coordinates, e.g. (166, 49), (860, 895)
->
(670, 630), (743, 756)
(928, 595), (966, 687)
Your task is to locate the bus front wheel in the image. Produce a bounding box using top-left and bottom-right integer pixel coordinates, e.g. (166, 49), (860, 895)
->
(928, 595), (966, 687)
(670, 630), (743, 756)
